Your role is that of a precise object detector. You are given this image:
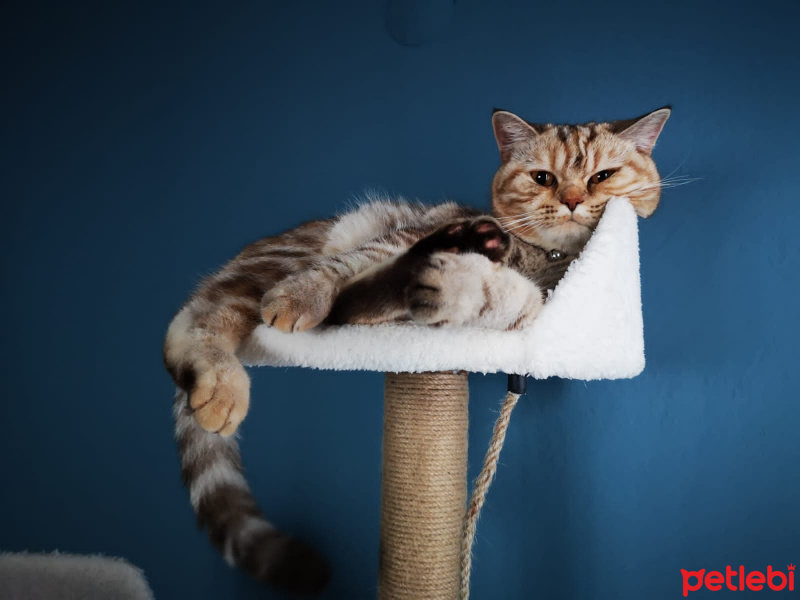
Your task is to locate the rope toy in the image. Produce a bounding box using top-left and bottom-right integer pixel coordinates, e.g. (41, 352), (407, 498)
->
(460, 374), (527, 599)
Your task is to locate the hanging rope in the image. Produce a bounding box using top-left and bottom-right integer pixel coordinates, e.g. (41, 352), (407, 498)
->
(459, 387), (523, 600)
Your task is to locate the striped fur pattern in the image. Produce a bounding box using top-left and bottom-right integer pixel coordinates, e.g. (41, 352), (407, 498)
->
(491, 106), (670, 253)
(164, 108), (669, 595)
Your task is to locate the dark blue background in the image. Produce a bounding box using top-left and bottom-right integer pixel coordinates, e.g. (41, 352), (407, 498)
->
(2, 1), (798, 598)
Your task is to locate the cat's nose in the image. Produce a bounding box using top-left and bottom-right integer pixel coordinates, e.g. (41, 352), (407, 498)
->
(560, 192), (584, 212)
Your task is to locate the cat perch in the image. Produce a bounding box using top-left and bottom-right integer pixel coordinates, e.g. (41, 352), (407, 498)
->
(239, 197), (645, 598)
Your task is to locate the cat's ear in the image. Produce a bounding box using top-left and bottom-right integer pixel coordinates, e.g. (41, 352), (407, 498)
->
(492, 109), (539, 161)
(613, 106), (671, 154)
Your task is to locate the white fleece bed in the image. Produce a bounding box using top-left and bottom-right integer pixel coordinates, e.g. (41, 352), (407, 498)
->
(239, 197), (644, 380)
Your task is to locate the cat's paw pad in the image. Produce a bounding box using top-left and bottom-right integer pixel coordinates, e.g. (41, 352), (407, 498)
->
(406, 253), (490, 327)
(261, 273), (335, 333)
(412, 217), (510, 262)
(189, 362), (250, 437)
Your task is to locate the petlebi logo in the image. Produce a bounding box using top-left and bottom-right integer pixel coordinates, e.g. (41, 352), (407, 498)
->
(681, 564), (795, 596)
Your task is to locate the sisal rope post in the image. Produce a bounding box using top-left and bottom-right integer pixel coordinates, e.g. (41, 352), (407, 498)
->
(379, 371), (469, 600)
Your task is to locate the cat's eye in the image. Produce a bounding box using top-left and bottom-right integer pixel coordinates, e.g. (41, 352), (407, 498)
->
(532, 171), (556, 187)
(589, 170), (616, 185)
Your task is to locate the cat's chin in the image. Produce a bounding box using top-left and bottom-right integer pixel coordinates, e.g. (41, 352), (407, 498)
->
(534, 222), (592, 255)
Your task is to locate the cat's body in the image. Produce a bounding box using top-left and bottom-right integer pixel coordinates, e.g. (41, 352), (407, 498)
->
(164, 107), (670, 595)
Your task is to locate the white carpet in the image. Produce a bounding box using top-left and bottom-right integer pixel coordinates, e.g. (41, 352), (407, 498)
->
(240, 197), (644, 380)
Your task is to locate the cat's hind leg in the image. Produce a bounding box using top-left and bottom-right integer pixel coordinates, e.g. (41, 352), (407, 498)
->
(164, 303), (254, 436)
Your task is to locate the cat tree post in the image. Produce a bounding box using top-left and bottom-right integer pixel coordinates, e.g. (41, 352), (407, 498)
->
(379, 371), (468, 599)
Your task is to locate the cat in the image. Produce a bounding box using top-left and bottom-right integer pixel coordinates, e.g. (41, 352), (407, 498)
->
(163, 106), (670, 595)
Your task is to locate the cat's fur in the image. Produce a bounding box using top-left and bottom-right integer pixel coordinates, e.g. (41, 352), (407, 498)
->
(164, 107), (670, 595)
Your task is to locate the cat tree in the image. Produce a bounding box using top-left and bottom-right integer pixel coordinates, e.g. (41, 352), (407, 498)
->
(240, 197), (645, 598)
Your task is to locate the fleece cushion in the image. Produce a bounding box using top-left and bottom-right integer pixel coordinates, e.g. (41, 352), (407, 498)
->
(0, 552), (154, 600)
(239, 197), (644, 380)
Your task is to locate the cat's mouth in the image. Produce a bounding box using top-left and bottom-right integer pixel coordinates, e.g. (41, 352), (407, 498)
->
(563, 215), (592, 229)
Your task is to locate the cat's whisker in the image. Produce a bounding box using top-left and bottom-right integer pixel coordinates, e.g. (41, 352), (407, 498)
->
(497, 211), (531, 219)
(497, 213), (536, 225)
(501, 220), (533, 231)
(660, 177), (700, 186)
(661, 158), (690, 181)
(627, 184), (661, 193)
(498, 215), (544, 228)
(624, 177), (700, 197)
(499, 217), (538, 228)
(502, 218), (547, 233)
(660, 174), (701, 183)
(501, 218), (536, 228)
(663, 180), (701, 188)
(658, 179), (701, 190)
(504, 225), (536, 234)
(506, 214), (546, 224)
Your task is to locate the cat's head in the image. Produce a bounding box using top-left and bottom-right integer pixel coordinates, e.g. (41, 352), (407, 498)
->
(490, 107), (670, 253)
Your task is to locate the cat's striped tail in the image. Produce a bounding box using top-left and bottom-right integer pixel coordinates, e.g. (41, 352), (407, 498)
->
(173, 391), (330, 595)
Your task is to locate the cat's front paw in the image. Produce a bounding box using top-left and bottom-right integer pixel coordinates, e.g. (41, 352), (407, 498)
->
(406, 253), (491, 327)
(261, 271), (336, 333)
(411, 217), (511, 262)
(190, 361), (250, 437)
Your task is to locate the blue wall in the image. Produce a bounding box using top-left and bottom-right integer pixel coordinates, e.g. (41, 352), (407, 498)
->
(2, 1), (798, 598)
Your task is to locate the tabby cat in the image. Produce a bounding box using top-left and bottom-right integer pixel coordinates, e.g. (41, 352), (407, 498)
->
(164, 107), (670, 594)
